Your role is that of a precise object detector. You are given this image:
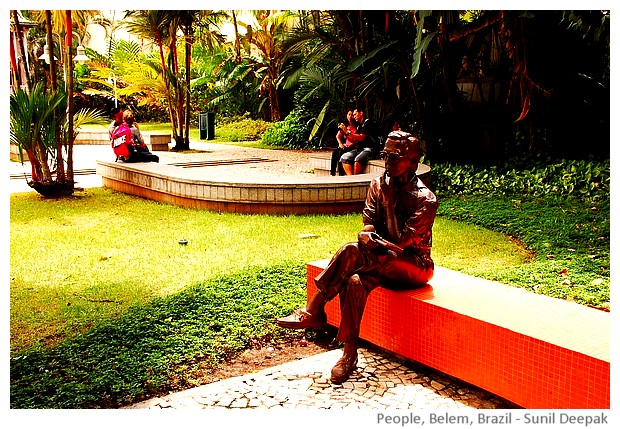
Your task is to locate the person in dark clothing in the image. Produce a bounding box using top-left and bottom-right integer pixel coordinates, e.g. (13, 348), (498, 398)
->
(277, 130), (437, 383)
(330, 110), (357, 176)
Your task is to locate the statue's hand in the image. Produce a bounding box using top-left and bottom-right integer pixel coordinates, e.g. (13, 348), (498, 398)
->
(358, 231), (382, 251)
(377, 249), (398, 263)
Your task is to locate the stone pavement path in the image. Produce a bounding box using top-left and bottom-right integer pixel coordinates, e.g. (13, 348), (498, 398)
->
(125, 347), (516, 410)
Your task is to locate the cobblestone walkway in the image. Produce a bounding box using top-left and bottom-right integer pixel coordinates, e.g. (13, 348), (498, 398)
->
(126, 347), (516, 410)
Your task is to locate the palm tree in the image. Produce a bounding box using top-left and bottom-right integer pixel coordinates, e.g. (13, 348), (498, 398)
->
(123, 11), (179, 136)
(10, 10), (107, 197)
(408, 10), (610, 160)
(281, 11), (408, 140)
(279, 10), (608, 160)
(10, 82), (106, 197)
(21, 10), (105, 188)
(246, 10), (298, 122)
(123, 10), (226, 150)
(10, 11), (31, 93)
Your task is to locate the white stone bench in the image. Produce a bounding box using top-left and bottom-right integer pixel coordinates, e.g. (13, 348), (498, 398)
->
(75, 129), (171, 152)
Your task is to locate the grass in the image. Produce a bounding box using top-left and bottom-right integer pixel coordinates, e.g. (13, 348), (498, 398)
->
(437, 195), (610, 307)
(9, 186), (526, 408)
(10, 188), (526, 355)
(10, 185), (608, 408)
(10, 263), (308, 408)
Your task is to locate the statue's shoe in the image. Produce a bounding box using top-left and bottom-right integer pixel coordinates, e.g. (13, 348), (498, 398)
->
(276, 308), (327, 330)
(330, 352), (358, 384)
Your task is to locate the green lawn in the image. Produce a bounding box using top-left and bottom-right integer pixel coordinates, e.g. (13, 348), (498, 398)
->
(9, 187), (531, 408)
(10, 185), (608, 408)
(10, 188), (526, 354)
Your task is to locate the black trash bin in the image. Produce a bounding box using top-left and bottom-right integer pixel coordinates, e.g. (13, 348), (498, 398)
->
(205, 112), (215, 140)
(199, 112), (208, 140)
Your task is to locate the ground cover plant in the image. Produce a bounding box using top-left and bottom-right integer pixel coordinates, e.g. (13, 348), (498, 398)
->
(11, 262), (307, 408)
(432, 156), (610, 309)
(11, 187), (528, 408)
(437, 195), (609, 308)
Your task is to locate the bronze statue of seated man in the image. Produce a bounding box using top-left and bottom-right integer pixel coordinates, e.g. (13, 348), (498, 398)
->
(277, 130), (438, 384)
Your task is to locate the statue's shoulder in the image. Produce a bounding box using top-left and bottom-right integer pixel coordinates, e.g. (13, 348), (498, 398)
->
(413, 177), (437, 204)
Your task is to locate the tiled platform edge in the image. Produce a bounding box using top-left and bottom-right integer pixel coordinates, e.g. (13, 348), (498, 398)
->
(96, 160), (374, 215)
(307, 259), (610, 409)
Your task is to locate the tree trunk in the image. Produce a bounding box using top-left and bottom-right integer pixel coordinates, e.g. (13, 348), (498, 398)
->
(157, 40), (178, 142)
(268, 66), (280, 122)
(45, 11), (57, 92)
(10, 27), (21, 90)
(10, 11), (29, 93)
(169, 33), (185, 150)
(184, 28), (192, 149)
(45, 10), (64, 186)
(65, 10), (75, 190)
(232, 11), (241, 62)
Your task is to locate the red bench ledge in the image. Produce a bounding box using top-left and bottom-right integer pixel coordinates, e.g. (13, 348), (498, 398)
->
(306, 259), (610, 409)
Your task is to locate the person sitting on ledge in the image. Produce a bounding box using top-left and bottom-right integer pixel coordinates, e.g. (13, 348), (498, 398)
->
(110, 110), (158, 163)
(277, 130), (437, 384)
(331, 110), (358, 176)
(339, 108), (378, 175)
(123, 110), (159, 163)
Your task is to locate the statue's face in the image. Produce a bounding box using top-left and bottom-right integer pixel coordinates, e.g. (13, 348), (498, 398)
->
(381, 137), (419, 179)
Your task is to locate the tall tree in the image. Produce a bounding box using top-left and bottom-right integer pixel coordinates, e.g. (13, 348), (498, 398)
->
(409, 10), (610, 161)
(124, 10), (225, 150)
(10, 9), (106, 198)
(246, 10), (297, 122)
(123, 10), (178, 137)
(10, 11), (30, 93)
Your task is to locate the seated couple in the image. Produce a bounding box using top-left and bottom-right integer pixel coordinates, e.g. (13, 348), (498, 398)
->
(330, 108), (377, 176)
(109, 107), (159, 163)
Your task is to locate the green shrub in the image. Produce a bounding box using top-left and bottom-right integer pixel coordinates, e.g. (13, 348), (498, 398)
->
(437, 194), (610, 308)
(260, 108), (322, 150)
(430, 157), (609, 201)
(215, 116), (271, 141)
